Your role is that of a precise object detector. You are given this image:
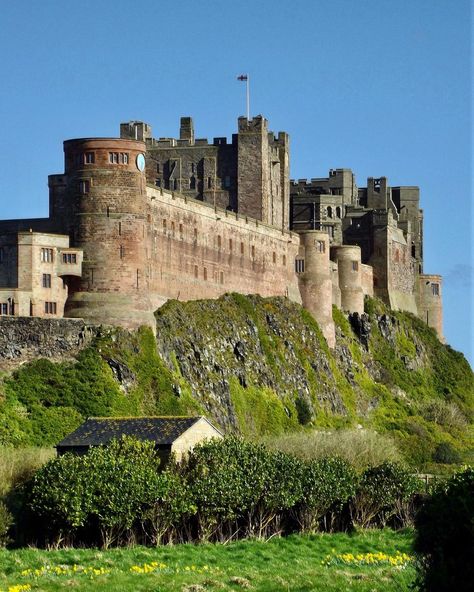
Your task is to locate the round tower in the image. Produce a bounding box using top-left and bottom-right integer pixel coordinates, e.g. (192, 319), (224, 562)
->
(330, 245), (364, 314)
(58, 138), (154, 329)
(417, 274), (444, 341)
(298, 231), (335, 348)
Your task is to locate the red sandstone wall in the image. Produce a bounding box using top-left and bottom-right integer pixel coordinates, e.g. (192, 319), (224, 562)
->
(145, 186), (301, 310)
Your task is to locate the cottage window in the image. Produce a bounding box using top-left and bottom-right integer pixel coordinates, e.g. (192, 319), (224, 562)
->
(42, 273), (51, 288)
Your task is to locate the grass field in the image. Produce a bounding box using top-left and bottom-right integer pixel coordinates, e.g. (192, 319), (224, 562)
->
(0, 528), (416, 592)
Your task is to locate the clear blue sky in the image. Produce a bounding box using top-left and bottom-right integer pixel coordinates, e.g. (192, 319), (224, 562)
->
(0, 0), (472, 363)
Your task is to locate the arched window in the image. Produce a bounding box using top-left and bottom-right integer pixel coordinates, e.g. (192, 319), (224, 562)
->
(327, 206), (333, 218)
(336, 206), (341, 218)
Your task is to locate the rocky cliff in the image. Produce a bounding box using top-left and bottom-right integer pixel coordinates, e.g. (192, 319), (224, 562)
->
(0, 294), (472, 465)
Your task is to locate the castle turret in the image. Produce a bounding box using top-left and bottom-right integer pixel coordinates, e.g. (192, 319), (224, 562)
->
(330, 245), (364, 314)
(417, 274), (444, 341)
(53, 137), (155, 330)
(297, 230), (335, 348)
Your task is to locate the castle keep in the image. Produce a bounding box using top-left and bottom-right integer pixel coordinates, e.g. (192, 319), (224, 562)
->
(0, 115), (443, 347)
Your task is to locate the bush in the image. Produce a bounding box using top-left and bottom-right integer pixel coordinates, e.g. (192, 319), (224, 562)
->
(414, 467), (474, 592)
(28, 437), (162, 547)
(351, 462), (421, 528)
(432, 442), (462, 465)
(294, 457), (357, 532)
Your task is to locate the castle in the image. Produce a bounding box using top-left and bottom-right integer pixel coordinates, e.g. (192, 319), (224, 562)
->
(0, 115), (443, 348)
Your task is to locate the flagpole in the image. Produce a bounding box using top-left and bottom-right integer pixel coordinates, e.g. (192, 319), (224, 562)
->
(246, 74), (250, 120)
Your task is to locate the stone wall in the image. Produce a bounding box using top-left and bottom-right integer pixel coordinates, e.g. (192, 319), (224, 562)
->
(146, 186), (302, 311)
(0, 316), (94, 369)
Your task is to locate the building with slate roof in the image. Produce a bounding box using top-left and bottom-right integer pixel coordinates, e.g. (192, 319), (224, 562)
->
(56, 416), (223, 462)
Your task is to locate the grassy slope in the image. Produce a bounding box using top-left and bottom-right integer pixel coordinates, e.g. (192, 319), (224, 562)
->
(0, 529), (415, 592)
(0, 294), (472, 467)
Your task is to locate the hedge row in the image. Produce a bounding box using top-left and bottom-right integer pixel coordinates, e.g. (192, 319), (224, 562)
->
(18, 437), (421, 548)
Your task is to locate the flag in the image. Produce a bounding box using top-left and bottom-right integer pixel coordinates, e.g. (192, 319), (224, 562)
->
(237, 74), (248, 81)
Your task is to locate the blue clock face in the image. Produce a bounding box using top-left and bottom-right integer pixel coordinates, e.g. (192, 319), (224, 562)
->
(136, 153), (146, 172)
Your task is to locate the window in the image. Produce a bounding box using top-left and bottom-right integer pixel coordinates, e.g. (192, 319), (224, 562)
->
(44, 302), (57, 314)
(272, 251), (276, 264)
(173, 179), (178, 190)
(327, 206), (333, 218)
(80, 180), (90, 194)
(179, 223), (183, 235)
(155, 178), (161, 187)
(336, 206), (341, 218)
(432, 283), (439, 296)
(224, 176), (231, 188)
(84, 152), (95, 164)
(229, 239), (233, 252)
(207, 177), (212, 189)
(42, 274), (51, 288)
(194, 228), (198, 241)
(0, 303), (8, 315)
(317, 240), (325, 253)
(217, 235), (222, 249)
(120, 245), (125, 259)
(220, 271), (224, 284)
(194, 265), (198, 278)
(171, 221), (175, 234)
(352, 261), (359, 271)
(190, 176), (196, 189)
(191, 163), (195, 173)
(40, 248), (54, 263)
(109, 152), (129, 164)
(62, 253), (77, 264)
(251, 245), (255, 258)
(282, 254), (287, 266)
(295, 259), (305, 273)
(163, 219), (167, 231)
(0, 247), (4, 263)
(322, 225), (334, 238)
(240, 242), (244, 255)
(203, 268), (207, 280)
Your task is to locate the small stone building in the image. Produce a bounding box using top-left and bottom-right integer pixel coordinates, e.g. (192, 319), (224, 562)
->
(56, 416), (223, 462)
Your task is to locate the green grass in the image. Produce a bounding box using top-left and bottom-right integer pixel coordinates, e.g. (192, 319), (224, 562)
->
(0, 529), (416, 591)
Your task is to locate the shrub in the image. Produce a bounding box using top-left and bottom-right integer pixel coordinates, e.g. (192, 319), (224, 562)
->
(432, 442), (462, 465)
(414, 467), (474, 592)
(184, 437), (271, 541)
(294, 457), (357, 532)
(28, 437), (162, 547)
(351, 462), (421, 528)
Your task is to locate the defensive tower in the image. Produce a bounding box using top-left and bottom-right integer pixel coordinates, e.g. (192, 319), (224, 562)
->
(50, 138), (154, 329)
